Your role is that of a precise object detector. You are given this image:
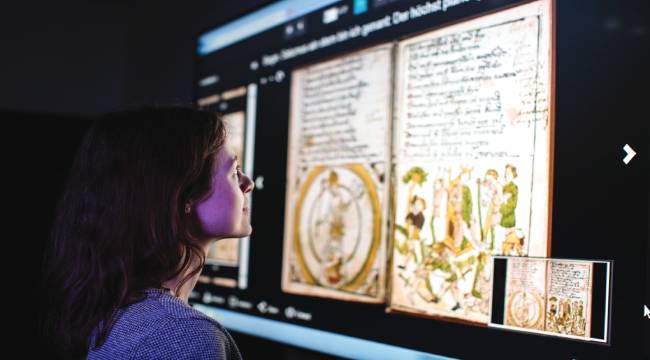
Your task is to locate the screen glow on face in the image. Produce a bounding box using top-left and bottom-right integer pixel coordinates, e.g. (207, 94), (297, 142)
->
(194, 143), (253, 241)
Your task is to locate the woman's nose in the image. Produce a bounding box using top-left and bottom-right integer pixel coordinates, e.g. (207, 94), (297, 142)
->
(241, 173), (254, 193)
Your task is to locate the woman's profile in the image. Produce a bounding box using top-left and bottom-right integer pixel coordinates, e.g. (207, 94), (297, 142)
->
(40, 107), (253, 359)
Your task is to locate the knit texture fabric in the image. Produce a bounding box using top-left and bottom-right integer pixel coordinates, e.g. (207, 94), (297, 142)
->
(87, 288), (242, 359)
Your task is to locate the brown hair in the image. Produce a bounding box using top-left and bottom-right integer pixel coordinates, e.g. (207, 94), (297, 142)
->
(40, 106), (226, 358)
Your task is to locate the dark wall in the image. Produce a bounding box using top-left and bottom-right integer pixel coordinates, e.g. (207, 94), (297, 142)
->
(6, 111), (93, 356)
(0, 1), (128, 115)
(0, 0), (272, 115)
(123, 0), (272, 106)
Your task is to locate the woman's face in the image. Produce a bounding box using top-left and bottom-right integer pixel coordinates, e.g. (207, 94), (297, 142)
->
(193, 141), (254, 240)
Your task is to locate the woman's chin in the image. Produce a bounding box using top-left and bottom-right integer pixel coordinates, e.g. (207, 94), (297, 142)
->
(230, 225), (252, 239)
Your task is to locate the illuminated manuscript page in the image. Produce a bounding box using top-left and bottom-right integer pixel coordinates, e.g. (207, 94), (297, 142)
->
(389, 0), (553, 323)
(282, 44), (393, 302)
(545, 260), (592, 337)
(504, 257), (547, 330)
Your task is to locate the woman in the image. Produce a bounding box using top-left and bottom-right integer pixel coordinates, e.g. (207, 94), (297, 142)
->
(40, 107), (253, 359)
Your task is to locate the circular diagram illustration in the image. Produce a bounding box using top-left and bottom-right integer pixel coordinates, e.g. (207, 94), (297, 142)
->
(293, 164), (381, 291)
(506, 290), (544, 329)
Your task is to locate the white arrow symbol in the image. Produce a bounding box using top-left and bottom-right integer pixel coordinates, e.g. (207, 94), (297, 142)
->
(623, 144), (636, 164)
(644, 305), (650, 319)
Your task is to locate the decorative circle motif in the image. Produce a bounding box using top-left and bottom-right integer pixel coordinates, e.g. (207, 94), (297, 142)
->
(293, 165), (381, 291)
(506, 290), (544, 329)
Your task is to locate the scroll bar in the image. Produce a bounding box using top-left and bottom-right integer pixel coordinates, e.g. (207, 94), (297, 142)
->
(238, 83), (258, 290)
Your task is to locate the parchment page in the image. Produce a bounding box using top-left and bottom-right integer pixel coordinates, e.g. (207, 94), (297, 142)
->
(389, 0), (552, 323)
(281, 44), (393, 302)
(504, 258), (547, 330)
(545, 260), (592, 337)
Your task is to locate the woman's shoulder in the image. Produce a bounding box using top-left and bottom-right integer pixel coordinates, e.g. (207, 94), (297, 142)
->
(88, 289), (241, 359)
(141, 288), (219, 323)
(132, 314), (236, 359)
(135, 289), (241, 358)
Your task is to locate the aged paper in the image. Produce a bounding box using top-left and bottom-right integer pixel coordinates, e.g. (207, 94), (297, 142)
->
(501, 258), (593, 338)
(223, 111), (246, 164)
(545, 260), (592, 337)
(389, 0), (553, 323)
(207, 238), (240, 266)
(504, 257), (547, 330)
(281, 44), (393, 303)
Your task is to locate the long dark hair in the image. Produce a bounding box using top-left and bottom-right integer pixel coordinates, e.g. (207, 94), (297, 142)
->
(40, 106), (227, 358)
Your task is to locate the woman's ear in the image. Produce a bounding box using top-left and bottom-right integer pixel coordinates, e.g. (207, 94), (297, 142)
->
(184, 201), (193, 214)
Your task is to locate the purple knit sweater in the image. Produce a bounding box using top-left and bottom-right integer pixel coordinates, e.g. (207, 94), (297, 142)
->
(87, 288), (242, 359)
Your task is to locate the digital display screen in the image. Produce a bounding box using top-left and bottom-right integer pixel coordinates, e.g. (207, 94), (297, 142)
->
(192, 0), (648, 358)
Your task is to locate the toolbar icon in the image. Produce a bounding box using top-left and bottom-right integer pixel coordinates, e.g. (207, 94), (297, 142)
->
(623, 144), (636, 164)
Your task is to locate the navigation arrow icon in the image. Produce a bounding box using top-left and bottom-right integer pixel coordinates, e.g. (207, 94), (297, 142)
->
(644, 305), (650, 319)
(623, 144), (636, 164)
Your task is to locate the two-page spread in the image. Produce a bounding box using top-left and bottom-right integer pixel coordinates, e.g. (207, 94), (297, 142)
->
(282, 0), (555, 325)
